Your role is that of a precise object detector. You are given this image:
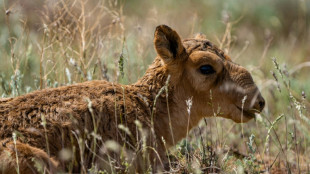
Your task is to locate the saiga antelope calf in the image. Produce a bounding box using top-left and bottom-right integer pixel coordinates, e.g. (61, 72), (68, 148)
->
(0, 25), (265, 173)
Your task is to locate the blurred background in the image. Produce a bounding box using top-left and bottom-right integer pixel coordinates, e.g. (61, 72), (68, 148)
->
(0, 0), (309, 87)
(0, 0), (309, 173)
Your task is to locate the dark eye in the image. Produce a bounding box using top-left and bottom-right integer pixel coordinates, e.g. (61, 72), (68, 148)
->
(199, 65), (215, 75)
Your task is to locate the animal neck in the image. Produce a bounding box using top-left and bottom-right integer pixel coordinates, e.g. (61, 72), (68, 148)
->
(134, 57), (170, 97)
(134, 57), (207, 147)
(155, 80), (206, 147)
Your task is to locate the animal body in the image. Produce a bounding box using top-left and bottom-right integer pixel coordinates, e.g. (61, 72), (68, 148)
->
(0, 25), (265, 173)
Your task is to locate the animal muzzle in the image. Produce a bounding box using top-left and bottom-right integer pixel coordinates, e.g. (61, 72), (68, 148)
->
(250, 90), (265, 113)
(231, 65), (265, 112)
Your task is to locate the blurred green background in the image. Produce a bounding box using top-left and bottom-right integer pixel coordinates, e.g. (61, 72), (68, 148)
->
(0, 0), (309, 91)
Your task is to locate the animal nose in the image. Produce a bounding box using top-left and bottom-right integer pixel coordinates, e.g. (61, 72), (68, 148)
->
(253, 94), (265, 112)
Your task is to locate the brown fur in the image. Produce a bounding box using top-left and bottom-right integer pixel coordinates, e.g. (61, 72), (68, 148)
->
(0, 25), (265, 173)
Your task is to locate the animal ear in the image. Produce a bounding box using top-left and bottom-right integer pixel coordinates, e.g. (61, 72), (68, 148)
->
(194, 33), (207, 40)
(154, 25), (186, 63)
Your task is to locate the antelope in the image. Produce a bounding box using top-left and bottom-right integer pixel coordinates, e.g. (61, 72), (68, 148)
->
(0, 25), (265, 173)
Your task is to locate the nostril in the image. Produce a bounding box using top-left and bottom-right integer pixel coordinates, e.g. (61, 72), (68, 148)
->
(258, 100), (265, 110)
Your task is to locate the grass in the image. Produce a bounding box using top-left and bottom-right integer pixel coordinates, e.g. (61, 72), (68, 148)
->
(0, 0), (310, 173)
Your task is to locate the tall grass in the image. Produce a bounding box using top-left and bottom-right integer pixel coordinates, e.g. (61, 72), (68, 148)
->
(0, 0), (309, 173)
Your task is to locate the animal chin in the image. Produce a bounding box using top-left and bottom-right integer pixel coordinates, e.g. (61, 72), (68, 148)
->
(236, 106), (257, 120)
(242, 110), (256, 119)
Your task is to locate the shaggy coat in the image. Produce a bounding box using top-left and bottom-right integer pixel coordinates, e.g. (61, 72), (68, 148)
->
(0, 25), (265, 173)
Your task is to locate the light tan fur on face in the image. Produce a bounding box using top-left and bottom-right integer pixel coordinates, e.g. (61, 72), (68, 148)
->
(0, 25), (265, 173)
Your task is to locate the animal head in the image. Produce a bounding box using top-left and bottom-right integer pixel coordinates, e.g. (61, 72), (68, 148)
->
(154, 25), (265, 123)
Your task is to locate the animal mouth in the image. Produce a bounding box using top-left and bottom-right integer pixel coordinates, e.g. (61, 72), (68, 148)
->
(236, 106), (259, 119)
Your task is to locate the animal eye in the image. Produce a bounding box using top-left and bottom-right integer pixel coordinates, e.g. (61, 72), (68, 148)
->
(199, 65), (215, 75)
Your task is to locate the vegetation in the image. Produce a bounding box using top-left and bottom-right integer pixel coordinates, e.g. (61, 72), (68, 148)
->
(0, 0), (309, 173)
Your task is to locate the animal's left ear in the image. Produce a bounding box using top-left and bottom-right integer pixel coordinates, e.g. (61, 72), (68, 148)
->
(154, 25), (186, 64)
